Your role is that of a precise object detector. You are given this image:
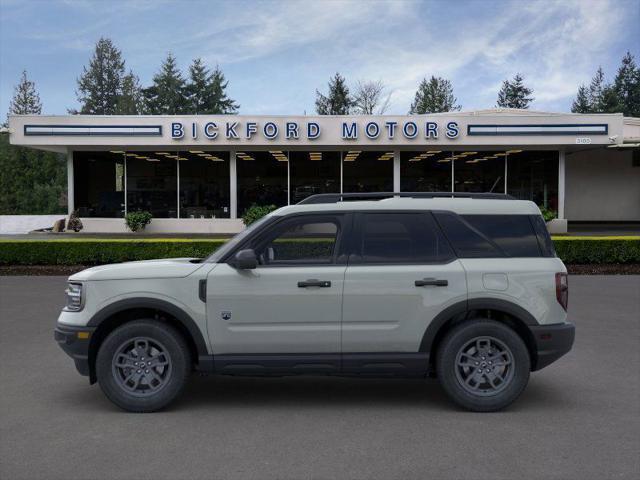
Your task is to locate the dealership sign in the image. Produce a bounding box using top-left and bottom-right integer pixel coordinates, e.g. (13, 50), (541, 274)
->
(170, 120), (461, 141)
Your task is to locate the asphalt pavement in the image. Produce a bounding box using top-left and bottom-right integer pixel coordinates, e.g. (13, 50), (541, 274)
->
(1, 275), (638, 480)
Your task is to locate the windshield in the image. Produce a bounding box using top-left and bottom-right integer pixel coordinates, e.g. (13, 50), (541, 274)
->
(205, 215), (273, 263)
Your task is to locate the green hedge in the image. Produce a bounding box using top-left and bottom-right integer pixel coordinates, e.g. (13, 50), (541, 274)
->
(0, 237), (638, 266)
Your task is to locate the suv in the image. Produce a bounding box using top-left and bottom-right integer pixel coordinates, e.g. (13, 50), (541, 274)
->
(55, 192), (574, 412)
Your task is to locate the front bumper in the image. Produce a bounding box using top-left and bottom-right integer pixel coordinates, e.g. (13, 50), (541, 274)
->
(530, 322), (575, 371)
(54, 324), (96, 377)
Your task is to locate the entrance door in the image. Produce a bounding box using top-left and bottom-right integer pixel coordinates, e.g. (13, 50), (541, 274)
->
(206, 214), (348, 372)
(341, 212), (467, 373)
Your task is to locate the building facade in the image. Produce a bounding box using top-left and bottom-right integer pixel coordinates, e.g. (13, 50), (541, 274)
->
(8, 109), (640, 233)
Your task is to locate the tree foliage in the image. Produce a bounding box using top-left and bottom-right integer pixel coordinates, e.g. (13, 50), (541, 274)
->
(75, 37), (130, 114)
(409, 76), (460, 114)
(186, 59), (239, 114)
(315, 73), (354, 115)
(116, 71), (145, 115)
(9, 70), (42, 117)
(496, 74), (534, 109)
(353, 80), (391, 114)
(143, 53), (188, 114)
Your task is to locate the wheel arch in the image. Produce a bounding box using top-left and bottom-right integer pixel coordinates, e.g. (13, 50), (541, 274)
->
(86, 298), (208, 383)
(421, 298), (539, 372)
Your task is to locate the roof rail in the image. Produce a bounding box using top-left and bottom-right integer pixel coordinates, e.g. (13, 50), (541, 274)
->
(297, 192), (515, 205)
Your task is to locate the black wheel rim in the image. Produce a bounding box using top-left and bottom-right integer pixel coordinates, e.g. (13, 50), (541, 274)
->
(454, 336), (515, 397)
(111, 337), (172, 397)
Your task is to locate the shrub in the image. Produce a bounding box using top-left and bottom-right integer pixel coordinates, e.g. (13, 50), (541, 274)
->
(66, 210), (83, 232)
(551, 237), (640, 264)
(242, 204), (277, 226)
(125, 211), (153, 232)
(539, 205), (557, 222)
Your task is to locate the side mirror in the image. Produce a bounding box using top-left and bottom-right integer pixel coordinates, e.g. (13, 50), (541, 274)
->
(232, 249), (258, 270)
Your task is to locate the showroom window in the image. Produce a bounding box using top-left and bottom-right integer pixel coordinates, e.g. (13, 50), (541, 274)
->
(289, 151), (340, 203)
(401, 150), (453, 192)
(126, 152), (177, 218)
(236, 151), (288, 216)
(178, 151), (230, 218)
(454, 151), (506, 193)
(73, 151), (125, 218)
(507, 150), (558, 210)
(343, 150), (394, 193)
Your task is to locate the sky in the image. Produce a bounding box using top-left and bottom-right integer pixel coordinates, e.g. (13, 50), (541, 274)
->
(0, 0), (638, 117)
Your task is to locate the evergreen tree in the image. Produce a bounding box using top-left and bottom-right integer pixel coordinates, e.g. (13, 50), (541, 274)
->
(409, 76), (460, 114)
(315, 73), (353, 115)
(116, 71), (144, 115)
(571, 85), (591, 113)
(496, 73), (534, 109)
(75, 37), (126, 114)
(185, 59), (239, 114)
(143, 53), (188, 114)
(613, 51), (640, 117)
(587, 67), (607, 112)
(8, 70), (42, 116)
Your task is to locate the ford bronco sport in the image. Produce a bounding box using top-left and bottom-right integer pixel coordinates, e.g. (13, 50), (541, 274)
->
(55, 192), (575, 412)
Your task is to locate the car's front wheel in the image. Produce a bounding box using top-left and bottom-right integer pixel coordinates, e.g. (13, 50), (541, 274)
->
(436, 319), (530, 412)
(96, 320), (191, 412)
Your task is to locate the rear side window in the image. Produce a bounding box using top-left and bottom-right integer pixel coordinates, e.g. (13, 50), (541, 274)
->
(530, 215), (556, 257)
(353, 213), (454, 264)
(434, 212), (503, 258)
(462, 215), (541, 257)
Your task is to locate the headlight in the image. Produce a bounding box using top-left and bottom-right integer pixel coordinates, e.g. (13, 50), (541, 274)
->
(64, 283), (84, 311)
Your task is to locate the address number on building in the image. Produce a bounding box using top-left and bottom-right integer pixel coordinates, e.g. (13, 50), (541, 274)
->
(576, 137), (592, 144)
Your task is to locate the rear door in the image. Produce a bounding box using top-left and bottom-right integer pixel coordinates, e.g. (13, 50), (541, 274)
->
(341, 212), (467, 371)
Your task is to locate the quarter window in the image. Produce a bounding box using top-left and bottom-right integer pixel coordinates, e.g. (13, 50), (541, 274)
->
(354, 213), (454, 264)
(462, 215), (541, 257)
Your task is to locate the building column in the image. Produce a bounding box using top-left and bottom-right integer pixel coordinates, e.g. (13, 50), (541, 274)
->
(66, 149), (74, 216)
(230, 150), (237, 219)
(558, 149), (566, 220)
(393, 150), (401, 192)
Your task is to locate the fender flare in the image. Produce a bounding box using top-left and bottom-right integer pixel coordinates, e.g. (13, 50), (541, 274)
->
(87, 297), (208, 357)
(419, 298), (539, 353)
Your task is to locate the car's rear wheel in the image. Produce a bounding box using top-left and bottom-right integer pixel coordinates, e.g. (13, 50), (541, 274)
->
(96, 320), (191, 412)
(436, 319), (530, 412)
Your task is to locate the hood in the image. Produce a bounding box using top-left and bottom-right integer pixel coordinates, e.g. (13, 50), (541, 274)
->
(69, 258), (204, 281)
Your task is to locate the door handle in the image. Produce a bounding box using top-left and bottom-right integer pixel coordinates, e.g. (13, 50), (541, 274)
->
(298, 279), (331, 288)
(415, 278), (448, 287)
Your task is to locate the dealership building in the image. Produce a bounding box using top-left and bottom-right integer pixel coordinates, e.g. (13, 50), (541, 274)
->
(8, 109), (640, 234)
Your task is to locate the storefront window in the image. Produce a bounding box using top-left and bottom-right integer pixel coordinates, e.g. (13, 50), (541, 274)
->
(126, 152), (177, 218)
(507, 150), (558, 210)
(237, 150), (288, 216)
(454, 151), (506, 193)
(289, 151), (340, 203)
(178, 151), (230, 218)
(343, 150), (394, 193)
(73, 151), (125, 217)
(401, 150), (452, 192)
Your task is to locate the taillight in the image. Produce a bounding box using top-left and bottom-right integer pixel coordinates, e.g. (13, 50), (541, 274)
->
(555, 273), (568, 311)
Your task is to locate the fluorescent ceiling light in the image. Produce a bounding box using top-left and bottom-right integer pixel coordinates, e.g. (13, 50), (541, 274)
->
(110, 150), (125, 154)
(427, 150), (442, 154)
(146, 158), (160, 162)
(506, 150), (523, 154)
(189, 150), (204, 154)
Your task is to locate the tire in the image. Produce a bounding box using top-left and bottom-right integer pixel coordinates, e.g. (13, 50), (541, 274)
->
(436, 319), (530, 412)
(96, 320), (191, 412)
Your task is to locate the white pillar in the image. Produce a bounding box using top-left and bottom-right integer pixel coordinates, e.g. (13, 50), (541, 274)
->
(66, 149), (74, 215)
(393, 150), (401, 192)
(558, 149), (566, 220)
(230, 150), (237, 219)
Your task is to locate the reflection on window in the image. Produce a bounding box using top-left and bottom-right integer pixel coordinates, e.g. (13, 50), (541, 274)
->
(454, 151), (505, 193)
(507, 150), (558, 210)
(126, 152), (177, 218)
(179, 151), (230, 218)
(73, 151), (125, 217)
(289, 151), (340, 203)
(237, 151), (287, 216)
(343, 151), (393, 193)
(401, 151), (452, 192)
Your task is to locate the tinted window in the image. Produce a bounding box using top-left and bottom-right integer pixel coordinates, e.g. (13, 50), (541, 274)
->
(255, 217), (339, 265)
(434, 212), (503, 258)
(530, 214), (556, 257)
(462, 215), (541, 257)
(354, 213), (454, 264)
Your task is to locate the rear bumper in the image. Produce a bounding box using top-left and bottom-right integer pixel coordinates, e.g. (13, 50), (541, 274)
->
(54, 324), (96, 377)
(530, 322), (575, 371)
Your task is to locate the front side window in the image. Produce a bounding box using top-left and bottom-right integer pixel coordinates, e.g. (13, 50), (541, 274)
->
(353, 213), (454, 264)
(253, 216), (340, 266)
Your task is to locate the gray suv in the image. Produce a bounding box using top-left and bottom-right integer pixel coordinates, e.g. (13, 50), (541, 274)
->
(55, 192), (575, 412)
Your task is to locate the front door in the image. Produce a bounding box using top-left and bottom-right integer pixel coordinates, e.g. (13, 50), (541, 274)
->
(341, 212), (467, 373)
(206, 214), (348, 372)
